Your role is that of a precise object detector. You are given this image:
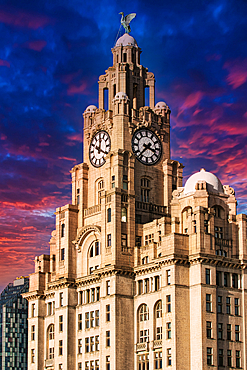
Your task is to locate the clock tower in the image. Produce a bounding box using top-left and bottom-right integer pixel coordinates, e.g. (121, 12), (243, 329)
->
(25, 24), (247, 370)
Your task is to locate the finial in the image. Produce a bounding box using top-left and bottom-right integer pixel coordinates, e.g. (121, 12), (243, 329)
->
(119, 12), (136, 34)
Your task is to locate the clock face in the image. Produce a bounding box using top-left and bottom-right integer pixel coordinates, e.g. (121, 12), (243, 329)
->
(89, 130), (111, 167)
(132, 128), (162, 165)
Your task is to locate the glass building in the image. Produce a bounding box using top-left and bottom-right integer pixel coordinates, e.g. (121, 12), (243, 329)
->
(0, 277), (29, 370)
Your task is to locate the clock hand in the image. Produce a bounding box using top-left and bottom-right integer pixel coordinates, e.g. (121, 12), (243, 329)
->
(137, 142), (151, 157)
(95, 145), (107, 155)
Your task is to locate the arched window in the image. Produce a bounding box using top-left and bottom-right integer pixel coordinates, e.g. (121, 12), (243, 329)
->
(154, 300), (163, 341)
(61, 223), (65, 238)
(89, 241), (100, 258)
(141, 178), (150, 203)
(47, 324), (54, 360)
(155, 300), (162, 318)
(139, 304), (149, 322)
(121, 208), (127, 222)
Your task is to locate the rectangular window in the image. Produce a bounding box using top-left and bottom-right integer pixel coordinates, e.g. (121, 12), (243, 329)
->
(85, 337), (89, 353)
(61, 248), (65, 261)
(107, 208), (111, 222)
(218, 296), (222, 313)
(59, 315), (63, 332)
(227, 324), (231, 340)
(140, 329), (149, 343)
(85, 362), (89, 370)
(232, 273), (238, 288)
(31, 349), (35, 363)
(207, 347), (212, 366)
(49, 347), (54, 359)
(90, 311), (95, 328)
(59, 364), (63, 370)
(31, 303), (35, 317)
(31, 325), (35, 341)
(206, 269), (210, 285)
(167, 322), (172, 339)
(167, 270), (171, 285)
(60, 292), (64, 307)
(96, 287), (100, 301)
(95, 310), (99, 327)
(106, 304), (110, 321)
(235, 298), (240, 315)
(78, 363), (82, 370)
(235, 325), (240, 341)
(112, 175), (115, 188)
(154, 351), (162, 370)
(78, 314), (82, 331)
(106, 280), (110, 295)
(144, 278), (149, 293)
(107, 234), (111, 247)
(166, 295), (171, 313)
(206, 321), (212, 339)
(85, 312), (90, 329)
(106, 356), (110, 370)
(236, 350), (241, 368)
(216, 271), (221, 286)
(106, 330), (110, 347)
(121, 233), (127, 252)
(206, 294), (212, 312)
(78, 339), (83, 354)
(156, 326), (162, 340)
(167, 348), (172, 366)
(227, 350), (232, 367)
(90, 336), (95, 352)
(218, 323), (223, 340)
(226, 296), (231, 314)
(59, 340), (63, 356)
(224, 272), (229, 287)
(95, 360), (99, 370)
(154, 275), (160, 291)
(95, 336), (99, 351)
(138, 280), (143, 295)
(218, 349), (224, 367)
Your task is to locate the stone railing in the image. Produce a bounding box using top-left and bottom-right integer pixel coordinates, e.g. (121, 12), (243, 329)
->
(135, 201), (167, 215)
(45, 359), (54, 368)
(153, 339), (162, 349)
(215, 237), (232, 248)
(84, 204), (101, 217)
(136, 342), (149, 352)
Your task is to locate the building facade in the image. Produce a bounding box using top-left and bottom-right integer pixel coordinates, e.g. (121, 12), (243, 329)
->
(24, 32), (247, 370)
(0, 277), (29, 370)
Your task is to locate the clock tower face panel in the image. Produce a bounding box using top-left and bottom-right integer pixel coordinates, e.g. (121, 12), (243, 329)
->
(89, 130), (111, 167)
(132, 128), (162, 165)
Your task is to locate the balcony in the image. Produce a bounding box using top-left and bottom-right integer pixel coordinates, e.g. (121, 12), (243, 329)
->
(135, 201), (167, 215)
(215, 237), (232, 248)
(45, 359), (54, 368)
(136, 342), (149, 352)
(84, 204), (101, 217)
(153, 339), (162, 349)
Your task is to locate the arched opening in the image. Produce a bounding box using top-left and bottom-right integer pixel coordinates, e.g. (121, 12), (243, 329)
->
(145, 86), (149, 106)
(103, 88), (109, 111)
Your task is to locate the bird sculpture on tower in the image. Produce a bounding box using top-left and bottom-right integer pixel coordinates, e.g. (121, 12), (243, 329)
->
(119, 12), (136, 33)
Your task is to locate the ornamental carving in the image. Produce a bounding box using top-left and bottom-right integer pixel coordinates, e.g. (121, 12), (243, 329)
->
(72, 224), (101, 252)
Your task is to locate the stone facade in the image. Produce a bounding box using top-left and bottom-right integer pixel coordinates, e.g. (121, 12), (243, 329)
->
(24, 32), (247, 370)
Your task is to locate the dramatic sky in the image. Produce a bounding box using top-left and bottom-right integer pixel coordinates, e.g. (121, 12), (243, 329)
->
(0, 0), (247, 292)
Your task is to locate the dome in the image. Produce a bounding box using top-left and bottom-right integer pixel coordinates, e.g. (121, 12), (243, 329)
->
(155, 101), (168, 109)
(85, 105), (97, 113)
(115, 34), (138, 47)
(113, 92), (129, 101)
(184, 168), (224, 195)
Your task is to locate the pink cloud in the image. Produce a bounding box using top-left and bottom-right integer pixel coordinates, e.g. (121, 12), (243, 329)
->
(67, 82), (88, 95)
(24, 40), (47, 51)
(177, 91), (204, 117)
(0, 8), (52, 29)
(0, 59), (10, 68)
(223, 58), (247, 89)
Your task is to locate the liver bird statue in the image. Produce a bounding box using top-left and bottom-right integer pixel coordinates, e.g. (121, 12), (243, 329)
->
(119, 12), (136, 34)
